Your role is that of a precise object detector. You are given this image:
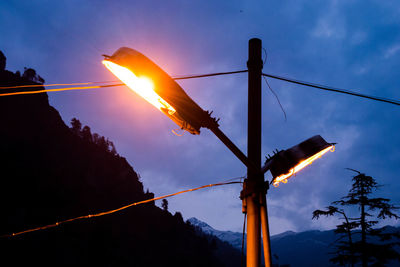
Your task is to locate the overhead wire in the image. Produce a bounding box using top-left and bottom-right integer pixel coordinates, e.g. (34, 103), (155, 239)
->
(1, 178), (243, 238)
(172, 70), (248, 80)
(261, 47), (287, 121)
(0, 70), (248, 97)
(1, 69), (399, 107)
(262, 72), (400, 107)
(0, 70), (248, 90)
(263, 75), (287, 121)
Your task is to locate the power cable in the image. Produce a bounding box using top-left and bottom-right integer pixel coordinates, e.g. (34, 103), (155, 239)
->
(1, 70), (399, 108)
(262, 47), (268, 67)
(0, 70), (248, 96)
(1, 179), (243, 238)
(261, 47), (287, 121)
(262, 73), (400, 107)
(263, 75), (287, 121)
(172, 70), (248, 80)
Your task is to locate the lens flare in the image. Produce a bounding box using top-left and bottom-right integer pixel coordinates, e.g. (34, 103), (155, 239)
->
(102, 60), (176, 116)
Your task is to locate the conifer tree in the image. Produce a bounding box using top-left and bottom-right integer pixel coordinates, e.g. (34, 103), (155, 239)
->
(162, 199), (168, 212)
(70, 118), (82, 135)
(313, 169), (400, 267)
(81, 125), (93, 142)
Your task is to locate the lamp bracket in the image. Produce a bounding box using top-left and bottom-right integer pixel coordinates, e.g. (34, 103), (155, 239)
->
(203, 110), (220, 129)
(246, 59), (264, 70)
(262, 150), (283, 174)
(240, 179), (269, 200)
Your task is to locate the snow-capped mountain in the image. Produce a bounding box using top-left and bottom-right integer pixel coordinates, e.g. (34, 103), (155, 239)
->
(187, 217), (245, 249)
(187, 217), (334, 266)
(187, 217), (400, 267)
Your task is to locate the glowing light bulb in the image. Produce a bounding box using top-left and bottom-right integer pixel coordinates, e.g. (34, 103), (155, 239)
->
(102, 60), (176, 116)
(273, 145), (334, 187)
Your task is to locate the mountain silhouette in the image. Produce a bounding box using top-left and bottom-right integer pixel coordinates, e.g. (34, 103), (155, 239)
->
(0, 52), (239, 267)
(190, 217), (400, 267)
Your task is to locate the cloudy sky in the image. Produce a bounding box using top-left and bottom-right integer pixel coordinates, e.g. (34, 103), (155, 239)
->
(1, 0), (400, 235)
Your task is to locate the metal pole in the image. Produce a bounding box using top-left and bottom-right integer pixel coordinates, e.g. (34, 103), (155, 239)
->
(260, 194), (272, 266)
(246, 38), (263, 267)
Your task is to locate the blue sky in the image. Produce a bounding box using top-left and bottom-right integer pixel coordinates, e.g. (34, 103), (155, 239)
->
(1, 0), (400, 235)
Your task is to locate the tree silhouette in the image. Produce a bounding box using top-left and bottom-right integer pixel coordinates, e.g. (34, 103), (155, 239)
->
(0, 50), (6, 71)
(81, 125), (93, 142)
(313, 169), (400, 266)
(1, 51), (240, 267)
(96, 135), (108, 151)
(70, 118), (119, 155)
(162, 199), (168, 212)
(174, 211), (183, 222)
(109, 140), (117, 155)
(22, 67), (45, 84)
(70, 118), (82, 135)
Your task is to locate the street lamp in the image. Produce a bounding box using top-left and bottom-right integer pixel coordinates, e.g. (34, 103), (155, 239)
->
(102, 40), (334, 267)
(102, 47), (255, 171)
(267, 135), (335, 187)
(102, 47), (215, 135)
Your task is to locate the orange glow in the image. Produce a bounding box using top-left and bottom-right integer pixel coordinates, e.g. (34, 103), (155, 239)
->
(273, 145), (335, 187)
(102, 60), (176, 116)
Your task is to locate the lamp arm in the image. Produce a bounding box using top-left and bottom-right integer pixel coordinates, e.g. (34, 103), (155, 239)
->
(208, 126), (258, 173)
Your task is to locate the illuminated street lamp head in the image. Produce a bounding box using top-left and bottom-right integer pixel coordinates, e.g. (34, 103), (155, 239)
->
(102, 47), (217, 134)
(268, 135), (335, 187)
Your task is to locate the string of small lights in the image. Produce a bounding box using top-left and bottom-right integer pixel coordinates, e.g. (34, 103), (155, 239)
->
(1, 179), (243, 239)
(0, 80), (120, 89)
(0, 70), (248, 97)
(0, 70), (248, 91)
(0, 84), (124, 97)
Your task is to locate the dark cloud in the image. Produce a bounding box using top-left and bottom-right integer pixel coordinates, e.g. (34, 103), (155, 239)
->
(1, 0), (399, 234)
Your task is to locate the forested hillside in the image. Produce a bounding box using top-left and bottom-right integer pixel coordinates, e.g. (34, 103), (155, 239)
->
(0, 52), (240, 267)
